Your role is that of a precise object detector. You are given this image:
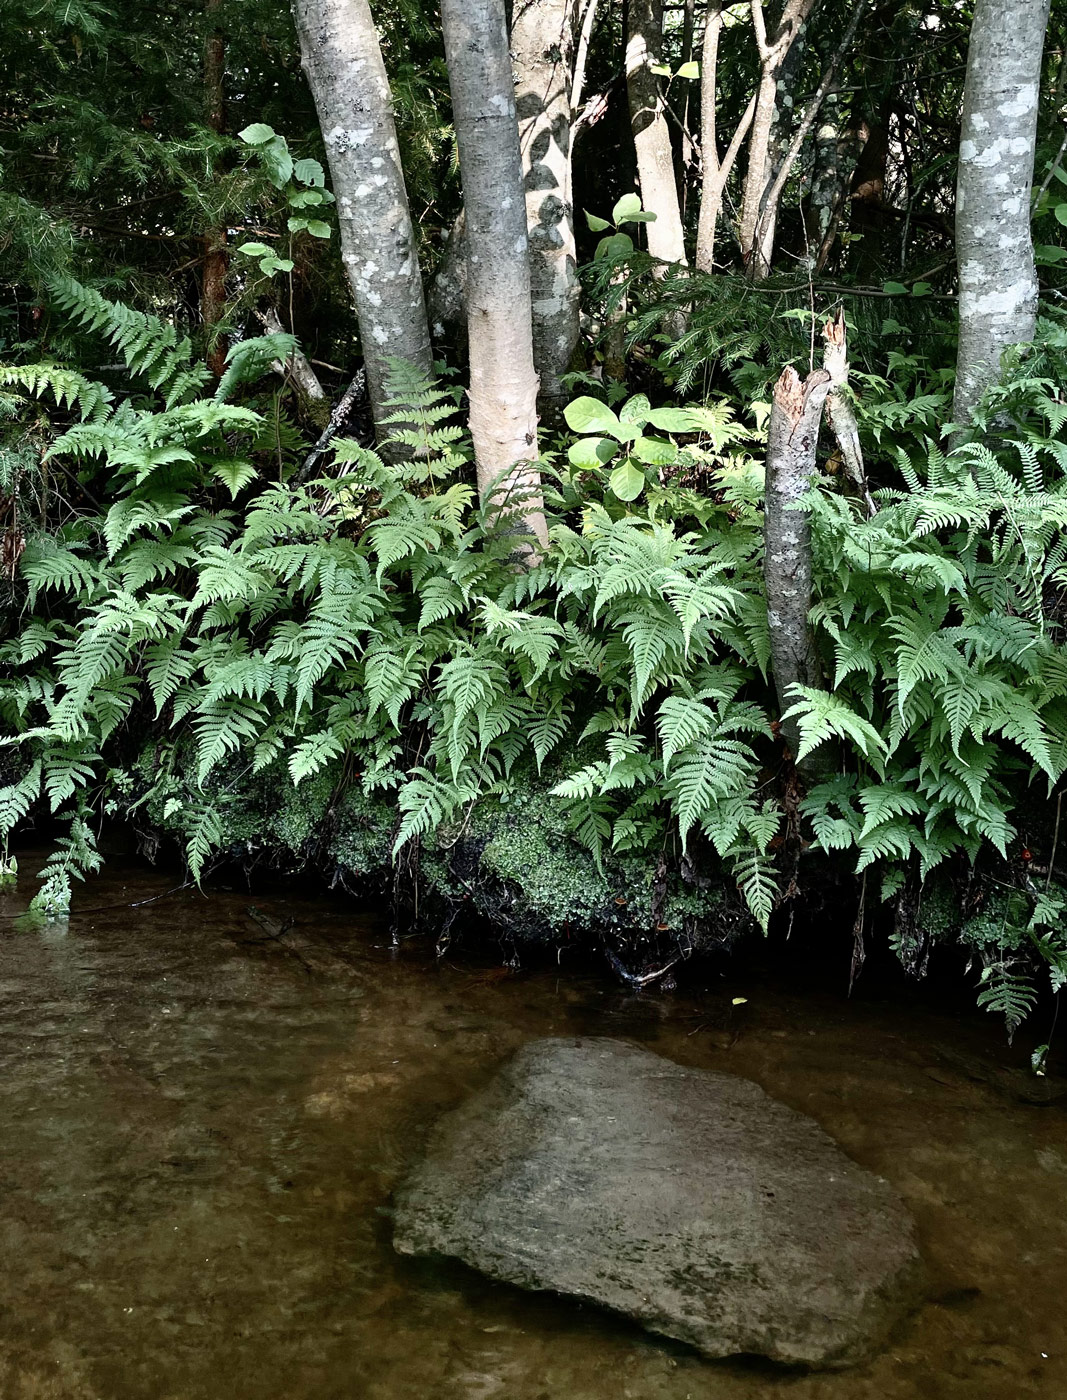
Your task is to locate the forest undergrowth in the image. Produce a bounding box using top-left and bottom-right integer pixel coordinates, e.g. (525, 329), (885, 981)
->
(4, 277), (1067, 1044)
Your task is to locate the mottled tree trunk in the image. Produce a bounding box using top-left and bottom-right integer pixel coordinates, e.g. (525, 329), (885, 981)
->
(440, 0), (549, 554)
(751, 18), (807, 274)
(625, 0), (688, 267)
(695, 2), (757, 272)
(512, 0), (582, 424)
(202, 0), (228, 378)
(764, 365), (831, 764)
(953, 0), (1050, 425)
(739, 0), (816, 276)
(749, 0), (871, 276)
(292, 0), (434, 439)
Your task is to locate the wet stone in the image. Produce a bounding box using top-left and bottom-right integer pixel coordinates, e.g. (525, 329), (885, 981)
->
(393, 1037), (925, 1368)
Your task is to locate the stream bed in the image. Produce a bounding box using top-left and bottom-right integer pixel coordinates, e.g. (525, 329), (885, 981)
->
(1, 850), (1065, 1399)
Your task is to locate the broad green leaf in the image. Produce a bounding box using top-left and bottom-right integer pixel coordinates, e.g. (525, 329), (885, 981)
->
(882, 280), (909, 295)
(619, 393), (651, 426)
(567, 437), (618, 469)
(646, 406), (695, 432)
(1055, 203), (1067, 227)
(563, 395), (622, 436)
(609, 459), (646, 501)
(305, 220), (331, 239)
(293, 157), (326, 187)
(585, 210), (611, 232)
(595, 231), (635, 261)
(239, 122), (276, 145)
(1035, 244), (1067, 264)
(236, 241), (272, 258)
(911, 282), (932, 297)
(677, 60), (700, 79)
(612, 193), (643, 223)
(631, 435), (678, 466)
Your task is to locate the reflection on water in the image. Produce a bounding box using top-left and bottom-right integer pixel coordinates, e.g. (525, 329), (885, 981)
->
(1, 852), (1065, 1399)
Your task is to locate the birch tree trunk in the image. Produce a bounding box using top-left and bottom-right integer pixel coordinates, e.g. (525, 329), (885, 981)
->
(738, 0), (816, 275)
(292, 0), (434, 439)
(512, 0), (581, 424)
(953, 0), (1050, 425)
(440, 0), (549, 554)
(764, 365), (831, 765)
(626, 0), (688, 267)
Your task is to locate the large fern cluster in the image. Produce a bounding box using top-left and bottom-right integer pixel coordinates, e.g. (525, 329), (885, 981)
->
(3, 280), (1067, 1032)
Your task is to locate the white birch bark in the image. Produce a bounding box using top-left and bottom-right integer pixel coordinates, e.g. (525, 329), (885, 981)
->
(440, 0), (549, 554)
(512, 0), (582, 423)
(291, 0), (434, 439)
(953, 0), (1050, 424)
(626, 0), (688, 267)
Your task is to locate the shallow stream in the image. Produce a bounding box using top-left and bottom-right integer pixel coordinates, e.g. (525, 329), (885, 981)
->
(1, 851), (1065, 1399)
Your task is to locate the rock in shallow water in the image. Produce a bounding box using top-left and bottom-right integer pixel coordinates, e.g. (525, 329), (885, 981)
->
(393, 1038), (924, 1368)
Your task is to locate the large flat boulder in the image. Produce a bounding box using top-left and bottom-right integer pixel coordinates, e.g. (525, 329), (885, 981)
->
(393, 1037), (924, 1367)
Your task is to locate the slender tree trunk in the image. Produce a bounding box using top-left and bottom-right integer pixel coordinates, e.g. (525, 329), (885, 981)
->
(512, 0), (582, 424)
(202, 0), (228, 378)
(695, 2), (757, 272)
(625, 0), (688, 266)
(739, 0), (816, 275)
(764, 364), (831, 765)
(749, 0), (871, 274)
(751, 18), (807, 273)
(292, 0), (434, 439)
(440, 0), (549, 554)
(953, 0), (1050, 425)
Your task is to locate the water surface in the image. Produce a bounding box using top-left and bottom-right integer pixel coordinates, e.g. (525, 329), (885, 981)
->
(1, 852), (1064, 1398)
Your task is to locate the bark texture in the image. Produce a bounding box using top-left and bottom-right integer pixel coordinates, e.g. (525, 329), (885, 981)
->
(751, 18), (807, 274)
(764, 365), (831, 763)
(513, 0), (582, 423)
(822, 310), (873, 514)
(202, 0), (228, 378)
(696, 3), (757, 272)
(440, 0), (548, 553)
(739, 0), (816, 274)
(626, 0), (688, 267)
(292, 0), (434, 437)
(953, 0), (1050, 424)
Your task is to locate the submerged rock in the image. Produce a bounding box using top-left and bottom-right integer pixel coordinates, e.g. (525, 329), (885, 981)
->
(393, 1038), (924, 1368)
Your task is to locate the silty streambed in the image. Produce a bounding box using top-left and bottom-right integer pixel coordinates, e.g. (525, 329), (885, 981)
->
(1, 850), (1065, 1399)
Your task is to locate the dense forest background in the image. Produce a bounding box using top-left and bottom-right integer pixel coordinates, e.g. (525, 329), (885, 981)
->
(3, 0), (1067, 1045)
